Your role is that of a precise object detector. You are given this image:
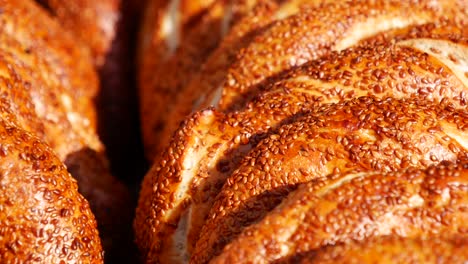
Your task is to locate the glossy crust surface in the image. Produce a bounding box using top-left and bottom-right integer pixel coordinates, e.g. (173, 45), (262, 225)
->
(199, 0), (440, 109)
(40, 0), (145, 188)
(212, 162), (468, 263)
(0, 119), (103, 262)
(0, 0), (131, 259)
(135, 0), (468, 263)
(138, 0), (218, 159)
(159, 0), (467, 160)
(42, 0), (120, 66)
(300, 235), (468, 264)
(204, 0), (467, 111)
(0, 0), (99, 143)
(135, 35), (468, 263)
(193, 97), (468, 263)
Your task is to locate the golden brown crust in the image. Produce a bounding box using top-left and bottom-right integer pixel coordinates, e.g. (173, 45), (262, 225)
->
(359, 19), (468, 47)
(135, 108), (222, 262)
(138, 0), (261, 160)
(138, 0), (216, 160)
(0, 0), (132, 259)
(299, 235), (468, 264)
(138, 0), (215, 74)
(135, 37), (468, 263)
(0, 119), (103, 262)
(0, 24), (94, 160)
(0, 0), (99, 140)
(43, 0), (120, 66)
(211, 162), (468, 263)
(193, 97), (468, 263)
(38, 0), (144, 191)
(257, 38), (468, 110)
(160, 0), (467, 160)
(156, 0), (279, 158)
(64, 148), (132, 262)
(207, 0), (467, 111)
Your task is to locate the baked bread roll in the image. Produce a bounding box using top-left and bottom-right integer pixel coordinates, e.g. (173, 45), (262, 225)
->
(0, 117), (103, 262)
(210, 162), (468, 263)
(38, 0), (120, 66)
(135, 30), (468, 261)
(138, 0), (245, 159)
(38, 0), (144, 186)
(192, 97), (468, 263)
(140, 0), (466, 159)
(0, 0), (131, 260)
(300, 235), (468, 264)
(135, 0), (467, 263)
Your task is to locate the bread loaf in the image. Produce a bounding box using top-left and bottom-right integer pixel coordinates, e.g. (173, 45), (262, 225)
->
(0, 0), (132, 261)
(139, 0), (466, 159)
(136, 22), (468, 260)
(0, 121), (103, 262)
(134, 1), (468, 263)
(300, 235), (468, 264)
(39, 0), (144, 187)
(38, 0), (120, 66)
(211, 162), (468, 263)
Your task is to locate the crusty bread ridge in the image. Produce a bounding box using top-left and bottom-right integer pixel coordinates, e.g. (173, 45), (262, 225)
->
(0, 0), (133, 262)
(135, 0), (468, 263)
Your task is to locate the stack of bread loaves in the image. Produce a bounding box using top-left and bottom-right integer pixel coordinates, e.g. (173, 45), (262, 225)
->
(135, 0), (467, 263)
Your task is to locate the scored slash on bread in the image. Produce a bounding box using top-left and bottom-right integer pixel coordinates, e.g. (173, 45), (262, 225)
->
(135, 0), (468, 263)
(139, 0), (220, 160)
(135, 32), (468, 262)
(210, 162), (468, 263)
(192, 97), (468, 263)
(158, 0), (467, 160)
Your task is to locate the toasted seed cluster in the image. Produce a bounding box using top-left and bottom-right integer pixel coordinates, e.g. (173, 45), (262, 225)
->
(193, 97), (468, 263)
(139, 0), (234, 159)
(212, 162), (468, 263)
(0, 119), (103, 262)
(0, 0), (132, 262)
(136, 0), (468, 263)
(158, 0), (467, 156)
(300, 235), (468, 264)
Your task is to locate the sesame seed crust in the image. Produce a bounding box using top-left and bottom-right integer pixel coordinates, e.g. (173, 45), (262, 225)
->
(160, 0), (467, 159)
(0, 0), (100, 148)
(139, 0), (238, 159)
(138, 0), (215, 106)
(211, 162), (468, 263)
(358, 19), (468, 47)
(206, 0), (467, 111)
(253, 38), (468, 111)
(157, 0), (280, 157)
(299, 235), (468, 264)
(135, 109), (229, 262)
(0, 119), (103, 262)
(0, 0), (131, 259)
(136, 34), (468, 263)
(216, 0), (446, 111)
(192, 97), (468, 263)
